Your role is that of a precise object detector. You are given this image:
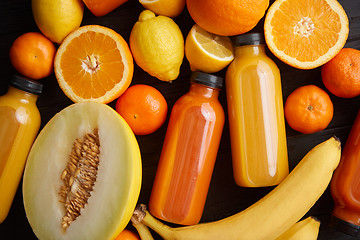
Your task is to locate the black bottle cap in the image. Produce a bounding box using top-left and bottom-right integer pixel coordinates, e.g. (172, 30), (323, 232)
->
(190, 71), (223, 89)
(231, 32), (265, 47)
(329, 214), (360, 237)
(9, 75), (43, 95)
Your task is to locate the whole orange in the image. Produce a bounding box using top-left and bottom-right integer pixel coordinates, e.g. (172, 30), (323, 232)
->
(284, 85), (334, 134)
(9, 32), (56, 80)
(321, 48), (360, 98)
(114, 229), (140, 240)
(186, 0), (269, 36)
(115, 84), (168, 135)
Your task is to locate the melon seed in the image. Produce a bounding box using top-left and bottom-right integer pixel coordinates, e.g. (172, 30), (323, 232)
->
(59, 129), (100, 230)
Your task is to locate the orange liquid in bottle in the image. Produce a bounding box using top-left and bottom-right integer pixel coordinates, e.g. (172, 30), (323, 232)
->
(225, 33), (288, 187)
(0, 76), (42, 223)
(330, 110), (360, 237)
(149, 72), (225, 225)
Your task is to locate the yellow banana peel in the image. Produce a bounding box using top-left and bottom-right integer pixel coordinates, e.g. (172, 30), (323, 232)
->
(275, 216), (320, 240)
(132, 137), (341, 240)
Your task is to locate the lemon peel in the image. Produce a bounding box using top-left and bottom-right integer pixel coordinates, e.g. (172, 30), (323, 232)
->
(129, 10), (184, 82)
(32, 0), (84, 44)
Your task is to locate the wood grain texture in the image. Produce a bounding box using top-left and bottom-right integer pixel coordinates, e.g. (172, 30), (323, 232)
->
(0, 0), (359, 239)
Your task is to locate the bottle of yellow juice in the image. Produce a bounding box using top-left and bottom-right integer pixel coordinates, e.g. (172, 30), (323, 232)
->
(0, 75), (42, 223)
(225, 33), (289, 187)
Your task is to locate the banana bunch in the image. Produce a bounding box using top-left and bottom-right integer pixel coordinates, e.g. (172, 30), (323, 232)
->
(131, 137), (341, 240)
(132, 214), (321, 240)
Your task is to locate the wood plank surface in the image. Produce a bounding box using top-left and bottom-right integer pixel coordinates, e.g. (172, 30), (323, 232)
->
(0, 0), (360, 239)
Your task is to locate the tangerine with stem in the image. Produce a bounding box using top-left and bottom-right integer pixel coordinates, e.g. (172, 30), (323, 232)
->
(115, 84), (168, 135)
(284, 85), (334, 134)
(9, 32), (56, 80)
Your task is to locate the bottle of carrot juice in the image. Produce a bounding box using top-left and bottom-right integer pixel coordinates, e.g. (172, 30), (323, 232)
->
(330, 110), (360, 237)
(149, 71), (225, 225)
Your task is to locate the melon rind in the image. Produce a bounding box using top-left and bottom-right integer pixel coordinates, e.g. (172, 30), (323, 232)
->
(23, 102), (142, 240)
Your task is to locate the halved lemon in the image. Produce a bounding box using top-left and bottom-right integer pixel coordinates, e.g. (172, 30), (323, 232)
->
(264, 0), (349, 69)
(185, 24), (234, 73)
(54, 25), (134, 103)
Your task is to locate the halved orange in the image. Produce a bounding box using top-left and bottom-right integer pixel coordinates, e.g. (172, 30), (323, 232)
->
(54, 25), (134, 103)
(264, 0), (349, 69)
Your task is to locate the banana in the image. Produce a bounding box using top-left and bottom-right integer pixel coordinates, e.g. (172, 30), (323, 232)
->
(131, 215), (155, 240)
(275, 216), (320, 240)
(132, 136), (341, 240)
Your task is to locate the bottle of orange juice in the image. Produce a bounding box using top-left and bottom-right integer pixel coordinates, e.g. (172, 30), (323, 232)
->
(0, 75), (42, 223)
(149, 71), (225, 225)
(330, 110), (360, 237)
(225, 33), (289, 187)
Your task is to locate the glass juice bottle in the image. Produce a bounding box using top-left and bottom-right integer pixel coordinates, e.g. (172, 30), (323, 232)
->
(225, 33), (289, 187)
(149, 71), (225, 225)
(330, 110), (360, 237)
(0, 75), (42, 223)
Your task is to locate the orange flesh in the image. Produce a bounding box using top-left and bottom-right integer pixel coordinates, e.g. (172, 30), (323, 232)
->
(271, 0), (341, 62)
(60, 31), (125, 99)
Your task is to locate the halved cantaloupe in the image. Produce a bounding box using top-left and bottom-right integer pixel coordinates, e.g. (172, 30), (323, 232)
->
(23, 102), (142, 240)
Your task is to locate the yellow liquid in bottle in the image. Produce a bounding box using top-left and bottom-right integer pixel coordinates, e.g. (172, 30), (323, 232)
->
(0, 107), (20, 178)
(226, 45), (288, 187)
(0, 87), (40, 223)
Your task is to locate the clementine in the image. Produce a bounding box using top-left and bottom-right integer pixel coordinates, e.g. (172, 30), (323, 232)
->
(54, 25), (134, 103)
(9, 32), (56, 80)
(186, 0), (269, 36)
(321, 48), (360, 98)
(115, 84), (168, 135)
(284, 85), (334, 134)
(114, 229), (140, 240)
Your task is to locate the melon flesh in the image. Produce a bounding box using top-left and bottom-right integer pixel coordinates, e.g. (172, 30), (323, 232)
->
(23, 102), (142, 240)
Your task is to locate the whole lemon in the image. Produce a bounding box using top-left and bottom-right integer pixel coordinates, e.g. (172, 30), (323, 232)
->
(130, 10), (184, 82)
(32, 0), (84, 44)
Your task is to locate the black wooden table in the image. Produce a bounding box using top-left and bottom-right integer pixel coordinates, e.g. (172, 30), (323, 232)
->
(0, 0), (360, 239)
